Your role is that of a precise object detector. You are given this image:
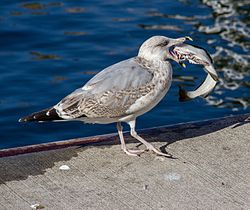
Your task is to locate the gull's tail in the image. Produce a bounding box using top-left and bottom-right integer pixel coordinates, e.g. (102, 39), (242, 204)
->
(19, 108), (63, 122)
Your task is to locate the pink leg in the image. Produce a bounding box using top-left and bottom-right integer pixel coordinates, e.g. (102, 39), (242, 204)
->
(116, 122), (144, 156)
(127, 120), (172, 157)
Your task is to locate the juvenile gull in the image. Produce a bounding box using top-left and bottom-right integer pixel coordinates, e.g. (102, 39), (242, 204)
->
(19, 36), (192, 157)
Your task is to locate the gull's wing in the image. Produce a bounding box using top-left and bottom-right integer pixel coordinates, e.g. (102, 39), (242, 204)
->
(54, 57), (153, 119)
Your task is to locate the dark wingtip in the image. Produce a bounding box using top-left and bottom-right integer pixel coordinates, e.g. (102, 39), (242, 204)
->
(18, 108), (63, 123)
(18, 113), (37, 122)
(178, 86), (192, 102)
(18, 117), (28, 122)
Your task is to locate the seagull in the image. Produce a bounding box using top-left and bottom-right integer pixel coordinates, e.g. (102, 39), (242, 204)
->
(19, 35), (192, 157)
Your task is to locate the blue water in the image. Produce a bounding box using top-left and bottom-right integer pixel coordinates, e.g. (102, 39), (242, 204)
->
(0, 0), (249, 149)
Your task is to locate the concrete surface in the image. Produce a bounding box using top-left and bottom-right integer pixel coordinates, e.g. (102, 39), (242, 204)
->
(0, 114), (249, 210)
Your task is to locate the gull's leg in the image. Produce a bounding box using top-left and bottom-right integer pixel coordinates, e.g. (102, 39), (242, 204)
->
(116, 122), (144, 156)
(127, 120), (172, 157)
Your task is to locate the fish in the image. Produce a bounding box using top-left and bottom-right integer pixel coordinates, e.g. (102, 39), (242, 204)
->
(178, 74), (217, 101)
(172, 43), (219, 101)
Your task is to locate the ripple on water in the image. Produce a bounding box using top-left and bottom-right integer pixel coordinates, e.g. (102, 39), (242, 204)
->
(197, 0), (250, 110)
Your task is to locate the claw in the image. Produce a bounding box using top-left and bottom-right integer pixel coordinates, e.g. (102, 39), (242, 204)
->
(123, 149), (139, 157)
(146, 145), (172, 157)
(128, 149), (145, 155)
(122, 148), (144, 156)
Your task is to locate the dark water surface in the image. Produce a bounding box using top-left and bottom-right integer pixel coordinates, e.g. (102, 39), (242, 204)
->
(0, 0), (249, 149)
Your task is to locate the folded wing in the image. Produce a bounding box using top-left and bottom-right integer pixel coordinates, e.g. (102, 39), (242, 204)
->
(54, 58), (153, 119)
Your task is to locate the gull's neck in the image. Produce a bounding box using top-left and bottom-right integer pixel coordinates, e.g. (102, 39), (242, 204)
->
(138, 53), (162, 62)
(137, 56), (165, 66)
(138, 47), (167, 63)
(136, 54), (167, 68)
(135, 55), (169, 75)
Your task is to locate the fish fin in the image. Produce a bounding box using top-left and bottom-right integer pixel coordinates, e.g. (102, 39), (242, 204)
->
(202, 93), (210, 98)
(178, 86), (192, 102)
(208, 72), (219, 81)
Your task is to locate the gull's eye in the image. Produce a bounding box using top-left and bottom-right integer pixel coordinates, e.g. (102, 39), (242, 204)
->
(162, 40), (169, 46)
(157, 40), (169, 47)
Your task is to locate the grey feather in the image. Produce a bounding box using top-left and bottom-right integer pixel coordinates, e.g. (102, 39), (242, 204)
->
(54, 57), (153, 119)
(84, 57), (153, 93)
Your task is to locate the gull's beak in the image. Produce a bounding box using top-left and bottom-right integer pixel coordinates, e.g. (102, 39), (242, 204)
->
(171, 43), (219, 81)
(167, 36), (193, 67)
(181, 63), (186, 68)
(168, 36), (193, 47)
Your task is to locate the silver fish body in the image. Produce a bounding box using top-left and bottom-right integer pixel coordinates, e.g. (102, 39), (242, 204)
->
(173, 43), (218, 101)
(179, 74), (216, 101)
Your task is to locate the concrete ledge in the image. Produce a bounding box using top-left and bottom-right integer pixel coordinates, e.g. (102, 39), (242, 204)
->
(0, 113), (249, 209)
(1, 113), (249, 158)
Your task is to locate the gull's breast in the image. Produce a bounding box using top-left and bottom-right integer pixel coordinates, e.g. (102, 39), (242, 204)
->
(125, 61), (172, 118)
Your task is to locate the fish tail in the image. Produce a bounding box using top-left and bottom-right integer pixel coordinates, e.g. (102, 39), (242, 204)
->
(178, 86), (192, 102)
(19, 108), (63, 122)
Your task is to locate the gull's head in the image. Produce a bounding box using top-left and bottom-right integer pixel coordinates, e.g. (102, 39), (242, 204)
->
(138, 35), (192, 61)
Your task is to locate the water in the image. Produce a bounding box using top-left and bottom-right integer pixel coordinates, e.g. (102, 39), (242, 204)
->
(0, 0), (249, 149)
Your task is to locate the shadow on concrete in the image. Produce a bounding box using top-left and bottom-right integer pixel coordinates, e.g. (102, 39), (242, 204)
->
(114, 113), (250, 157)
(0, 113), (249, 184)
(0, 147), (79, 184)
